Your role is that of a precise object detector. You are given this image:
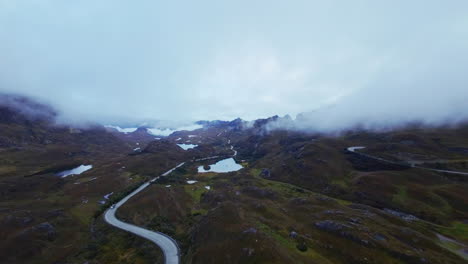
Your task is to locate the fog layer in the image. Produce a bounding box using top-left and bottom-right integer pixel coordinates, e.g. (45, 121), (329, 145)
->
(0, 1), (467, 129)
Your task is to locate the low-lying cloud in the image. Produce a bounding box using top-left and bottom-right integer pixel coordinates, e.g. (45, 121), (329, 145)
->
(0, 1), (467, 130)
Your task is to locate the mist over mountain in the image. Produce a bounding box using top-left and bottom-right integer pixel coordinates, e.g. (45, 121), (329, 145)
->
(1, 1), (467, 130)
(2, 2), (468, 264)
(0, 93), (57, 122)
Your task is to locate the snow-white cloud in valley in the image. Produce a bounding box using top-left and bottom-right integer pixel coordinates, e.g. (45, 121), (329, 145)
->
(104, 125), (138, 134)
(147, 124), (202, 136)
(0, 0), (467, 130)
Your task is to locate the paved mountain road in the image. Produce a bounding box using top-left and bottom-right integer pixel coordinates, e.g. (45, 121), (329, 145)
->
(347, 146), (468, 176)
(104, 145), (239, 264)
(104, 162), (185, 264)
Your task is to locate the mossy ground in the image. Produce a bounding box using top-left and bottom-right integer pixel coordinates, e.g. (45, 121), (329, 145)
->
(116, 157), (467, 264)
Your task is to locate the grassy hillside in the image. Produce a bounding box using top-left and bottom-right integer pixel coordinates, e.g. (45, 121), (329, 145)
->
(1, 95), (466, 263)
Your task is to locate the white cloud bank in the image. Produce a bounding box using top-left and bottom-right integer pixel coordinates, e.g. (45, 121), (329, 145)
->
(0, 1), (467, 130)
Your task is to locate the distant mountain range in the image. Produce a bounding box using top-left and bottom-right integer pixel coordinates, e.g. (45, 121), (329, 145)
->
(1, 93), (467, 264)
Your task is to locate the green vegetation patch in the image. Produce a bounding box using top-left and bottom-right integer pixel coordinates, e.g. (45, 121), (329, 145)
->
(437, 235), (468, 261)
(256, 221), (295, 249)
(190, 208), (208, 216)
(335, 198), (352, 206)
(392, 186), (408, 205)
(71, 200), (100, 225)
(331, 179), (349, 188)
(256, 221), (331, 262)
(87, 228), (162, 264)
(249, 168), (262, 177)
(438, 221), (468, 242)
(184, 184), (207, 203)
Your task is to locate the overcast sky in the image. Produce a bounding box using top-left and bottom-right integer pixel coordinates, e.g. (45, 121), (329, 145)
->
(0, 1), (467, 127)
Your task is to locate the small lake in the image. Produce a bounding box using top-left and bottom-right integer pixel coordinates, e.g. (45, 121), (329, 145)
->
(177, 144), (198, 150)
(57, 165), (93, 178)
(198, 158), (243, 173)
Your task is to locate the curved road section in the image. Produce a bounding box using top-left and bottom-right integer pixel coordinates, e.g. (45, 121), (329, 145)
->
(104, 162), (185, 264)
(347, 146), (468, 176)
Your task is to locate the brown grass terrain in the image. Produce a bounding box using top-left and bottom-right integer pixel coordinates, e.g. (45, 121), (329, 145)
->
(1, 97), (467, 263)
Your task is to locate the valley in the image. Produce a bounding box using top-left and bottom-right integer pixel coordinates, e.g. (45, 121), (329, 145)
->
(0, 96), (467, 264)
(2, 2), (468, 263)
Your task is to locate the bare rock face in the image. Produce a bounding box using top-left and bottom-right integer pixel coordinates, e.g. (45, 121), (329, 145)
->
(243, 227), (257, 234)
(315, 220), (371, 246)
(18, 222), (57, 241)
(259, 168), (271, 178)
(242, 247), (255, 257)
(289, 231), (298, 238)
(34, 222), (56, 241)
(315, 220), (349, 232)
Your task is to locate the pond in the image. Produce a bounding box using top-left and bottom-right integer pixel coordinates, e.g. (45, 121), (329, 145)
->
(57, 165), (93, 178)
(177, 144), (198, 150)
(198, 158), (243, 173)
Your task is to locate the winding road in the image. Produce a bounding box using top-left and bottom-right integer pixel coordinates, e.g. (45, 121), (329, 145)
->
(347, 146), (468, 175)
(104, 144), (239, 264)
(104, 162), (185, 264)
(103, 144), (465, 263)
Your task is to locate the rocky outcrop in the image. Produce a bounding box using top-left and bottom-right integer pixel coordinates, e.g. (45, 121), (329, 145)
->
(259, 168), (271, 178)
(19, 222), (57, 241)
(315, 220), (372, 246)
